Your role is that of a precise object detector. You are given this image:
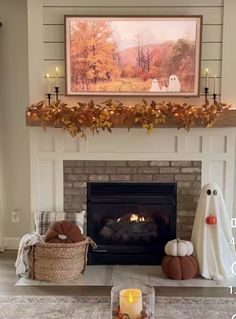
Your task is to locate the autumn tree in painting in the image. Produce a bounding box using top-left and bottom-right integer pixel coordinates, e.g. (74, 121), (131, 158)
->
(70, 20), (120, 90)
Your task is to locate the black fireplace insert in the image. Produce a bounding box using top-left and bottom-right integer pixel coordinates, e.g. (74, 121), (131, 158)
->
(87, 181), (176, 265)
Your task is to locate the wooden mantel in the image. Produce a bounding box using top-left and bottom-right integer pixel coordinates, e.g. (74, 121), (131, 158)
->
(26, 109), (236, 129)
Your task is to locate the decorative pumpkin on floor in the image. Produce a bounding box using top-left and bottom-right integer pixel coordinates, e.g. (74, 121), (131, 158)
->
(162, 238), (198, 280)
(44, 220), (85, 243)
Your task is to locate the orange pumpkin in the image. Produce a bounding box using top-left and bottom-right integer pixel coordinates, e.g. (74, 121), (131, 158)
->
(206, 215), (217, 225)
(44, 220), (85, 243)
(162, 255), (198, 280)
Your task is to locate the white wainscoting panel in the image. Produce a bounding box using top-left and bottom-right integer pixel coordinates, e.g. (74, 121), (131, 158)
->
(30, 127), (236, 228)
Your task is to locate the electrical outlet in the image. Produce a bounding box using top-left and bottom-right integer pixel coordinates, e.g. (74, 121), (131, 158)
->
(11, 210), (20, 223)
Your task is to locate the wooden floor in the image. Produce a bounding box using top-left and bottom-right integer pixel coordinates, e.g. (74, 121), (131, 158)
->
(0, 250), (233, 297)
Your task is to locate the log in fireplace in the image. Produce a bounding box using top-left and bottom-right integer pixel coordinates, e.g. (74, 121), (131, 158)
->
(87, 181), (177, 265)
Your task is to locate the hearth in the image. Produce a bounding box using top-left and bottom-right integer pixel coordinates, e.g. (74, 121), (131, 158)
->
(87, 181), (177, 265)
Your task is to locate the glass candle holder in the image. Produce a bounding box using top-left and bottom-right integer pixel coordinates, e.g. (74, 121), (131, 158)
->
(111, 283), (155, 319)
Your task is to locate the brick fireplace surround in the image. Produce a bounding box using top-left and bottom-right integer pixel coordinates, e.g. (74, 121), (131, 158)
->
(64, 160), (201, 240)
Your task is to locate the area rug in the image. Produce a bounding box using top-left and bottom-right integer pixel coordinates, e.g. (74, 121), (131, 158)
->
(0, 296), (235, 319)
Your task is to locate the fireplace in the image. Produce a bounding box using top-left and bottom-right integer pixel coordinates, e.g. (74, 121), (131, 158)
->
(87, 181), (177, 265)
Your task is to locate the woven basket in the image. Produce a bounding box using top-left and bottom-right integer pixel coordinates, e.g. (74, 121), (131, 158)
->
(31, 237), (96, 282)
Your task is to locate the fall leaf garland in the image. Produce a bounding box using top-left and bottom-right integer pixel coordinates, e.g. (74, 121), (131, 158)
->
(26, 99), (230, 137)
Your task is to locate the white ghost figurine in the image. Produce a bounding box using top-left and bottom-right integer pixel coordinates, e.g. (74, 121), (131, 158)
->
(168, 75), (181, 92)
(191, 183), (236, 281)
(149, 78), (160, 92)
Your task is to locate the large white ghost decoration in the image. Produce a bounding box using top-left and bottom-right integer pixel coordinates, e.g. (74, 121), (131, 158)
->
(149, 78), (160, 92)
(191, 183), (236, 281)
(168, 75), (181, 92)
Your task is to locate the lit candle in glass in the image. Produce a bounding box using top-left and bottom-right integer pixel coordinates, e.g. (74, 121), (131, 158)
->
(119, 288), (142, 319)
(55, 66), (59, 87)
(213, 75), (216, 94)
(205, 68), (209, 88)
(46, 73), (50, 93)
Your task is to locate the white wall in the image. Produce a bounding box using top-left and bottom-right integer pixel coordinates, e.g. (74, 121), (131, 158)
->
(0, 0), (31, 244)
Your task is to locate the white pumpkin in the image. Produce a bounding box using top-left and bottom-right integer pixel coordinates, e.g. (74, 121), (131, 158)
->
(164, 238), (194, 256)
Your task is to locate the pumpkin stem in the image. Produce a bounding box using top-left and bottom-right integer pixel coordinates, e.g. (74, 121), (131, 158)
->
(177, 238), (181, 243)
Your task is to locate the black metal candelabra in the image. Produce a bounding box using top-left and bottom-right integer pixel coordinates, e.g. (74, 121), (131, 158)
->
(46, 93), (52, 106)
(54, 86), (59, 102)
(204, 87), (209, 104)
(213, 93), (217, 105)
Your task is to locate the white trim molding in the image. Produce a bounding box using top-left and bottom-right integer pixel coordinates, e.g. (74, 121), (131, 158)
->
(29, 127), (236, 228)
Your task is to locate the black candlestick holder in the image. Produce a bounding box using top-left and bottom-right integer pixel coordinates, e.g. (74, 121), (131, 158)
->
(213, 93), (217, 105)
(54, 86), (59, 102)
(46, 93), (52, 106)
(204, 87), (209, 104)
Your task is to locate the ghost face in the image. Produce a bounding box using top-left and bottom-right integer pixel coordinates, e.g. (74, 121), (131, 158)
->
(149, 78), (160, 92)
(168, 75), (181, 92)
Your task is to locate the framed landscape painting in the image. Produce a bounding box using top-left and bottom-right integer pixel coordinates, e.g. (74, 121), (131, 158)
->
(65, 16), (202, 96)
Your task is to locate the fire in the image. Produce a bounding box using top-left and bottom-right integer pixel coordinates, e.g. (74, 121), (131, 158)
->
(130, 214), (145, 222)
(117, 213), (147, 223)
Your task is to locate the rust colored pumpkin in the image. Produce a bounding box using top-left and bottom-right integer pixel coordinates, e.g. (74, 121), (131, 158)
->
(205, 215), (217, 225)
(44, 220), (85, 243)
(162, 255), (198, 280)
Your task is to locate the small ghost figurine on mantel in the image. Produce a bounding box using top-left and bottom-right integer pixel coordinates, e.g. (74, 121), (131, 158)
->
(191, 183), (236, 281)
(149, 78), (160, 92)
(167, 75), (181, 92)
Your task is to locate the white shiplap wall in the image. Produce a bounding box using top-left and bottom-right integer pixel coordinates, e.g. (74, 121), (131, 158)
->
(43, 0), (224, 97)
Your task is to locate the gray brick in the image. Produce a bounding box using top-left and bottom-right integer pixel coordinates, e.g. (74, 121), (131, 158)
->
(193, 161), (201, 167)
(128, 161), (149, 167)
(181, 167), (201, 173)
(131, 174), (152, 181)
(73, 182), (87, 188)
(160, 167), (180, 174)
(94, 167), (116, 174)
(175, 174), (196, 181)
(116, 167), (137, 174)
(64, 182), (73, 188)
(85, 161), (106, 167)
(64, 167), (73, 174)
(67, 174), (88, 181)
(138, 167), (159, 174)
(149, 161), (170, 167)
(196, 175), (201, 181)
(110, 175), (131, 181)
(107, 161), (127, 167)
(191, 181), (201, 188)
(89, 175), (109, 181)
(178, 210), (196, 217)
(153, 174), (175, 181)
(64, 188), (85, 195)
(73, 167), (94, 174)
(171, 161), (192, 167)
(176, 181), (192, 188)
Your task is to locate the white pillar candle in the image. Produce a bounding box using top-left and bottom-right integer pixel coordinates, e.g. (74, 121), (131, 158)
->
(119, 288), (142, 319)
(55, 66), (59, 87)
(205, 68), (209, 88)
(46, 73), (50, 93)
